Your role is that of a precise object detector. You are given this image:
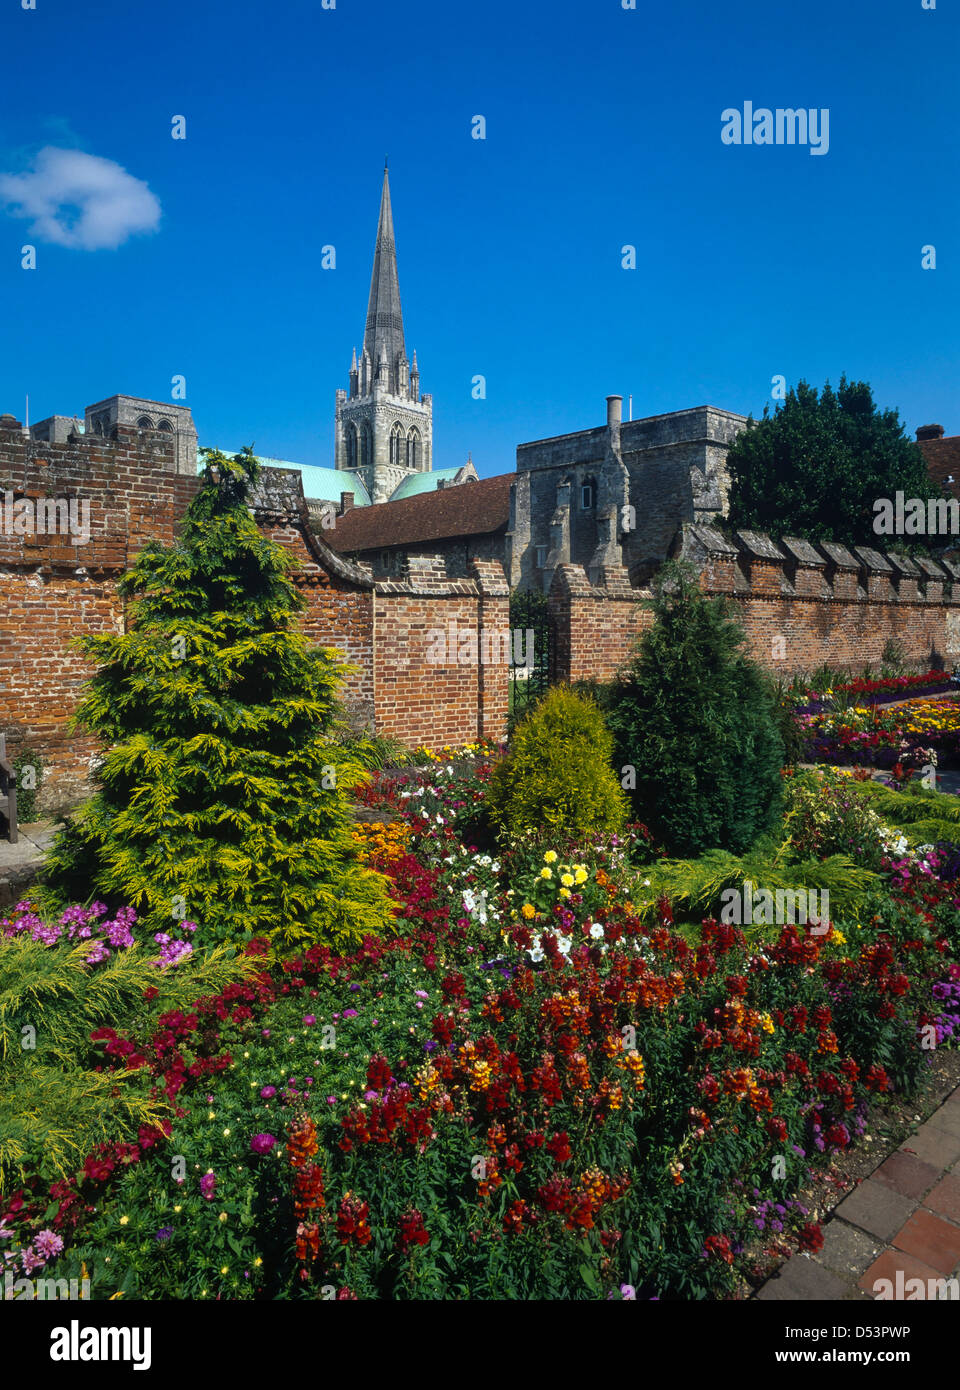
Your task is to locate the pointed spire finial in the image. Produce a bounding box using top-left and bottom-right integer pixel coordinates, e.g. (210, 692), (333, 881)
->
(364, 163), (405, 381)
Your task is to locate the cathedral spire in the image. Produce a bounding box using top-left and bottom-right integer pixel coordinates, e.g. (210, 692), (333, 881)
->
(363, 166), (406, 387)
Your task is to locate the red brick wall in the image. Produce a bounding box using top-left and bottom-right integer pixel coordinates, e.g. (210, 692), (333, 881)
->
(373, 561), (509, 749)
(548, 565), (653, 684)
(0, 421), (201, 808)
(259, 520), (375, 721)
(551, 557), (960, 686)
(0, 421), (508, 812)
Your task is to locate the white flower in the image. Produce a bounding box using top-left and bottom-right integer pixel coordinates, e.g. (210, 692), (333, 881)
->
(558, 936), (572, 955)
(589, 922), (604, 940)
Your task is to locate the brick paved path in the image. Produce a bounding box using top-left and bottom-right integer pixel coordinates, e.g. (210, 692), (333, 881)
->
(757, 1085), (960, 1300)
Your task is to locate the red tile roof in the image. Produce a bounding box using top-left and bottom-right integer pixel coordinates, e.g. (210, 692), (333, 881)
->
(326, 472), (513, 553)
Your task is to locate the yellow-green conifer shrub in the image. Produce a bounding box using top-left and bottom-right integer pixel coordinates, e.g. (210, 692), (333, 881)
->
(39, 449), (394, 955)
(487, 685), (627, 839)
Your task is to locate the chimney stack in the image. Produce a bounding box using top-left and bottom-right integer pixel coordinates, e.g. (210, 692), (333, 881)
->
(340, 491), (354, 513)
(917, 424), (945, 441)
(606, 395), (623, 427)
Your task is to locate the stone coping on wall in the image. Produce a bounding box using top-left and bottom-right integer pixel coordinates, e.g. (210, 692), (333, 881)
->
(669, 525), (960, 606)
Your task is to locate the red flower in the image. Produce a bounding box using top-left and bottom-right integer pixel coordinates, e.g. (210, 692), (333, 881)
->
(546, 1131), (572, 1162)
(797, 1222), (824, 1253)
(396, 1208), (430, 1252)
(704, 1234), (733, 1264)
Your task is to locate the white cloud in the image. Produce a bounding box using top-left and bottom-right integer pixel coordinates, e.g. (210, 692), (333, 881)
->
(0, 146), (161, 250)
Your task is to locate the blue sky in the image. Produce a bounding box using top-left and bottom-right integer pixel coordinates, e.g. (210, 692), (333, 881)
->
(0, 0), (956, 478)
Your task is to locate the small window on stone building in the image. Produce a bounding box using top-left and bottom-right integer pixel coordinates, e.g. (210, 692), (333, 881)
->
(157, 420), (174, 433)
(580, 478), (596, 510)
(137, 416), (154, 429)
(536, 545), (548, 569)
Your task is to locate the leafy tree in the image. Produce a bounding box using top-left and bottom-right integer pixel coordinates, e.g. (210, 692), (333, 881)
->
(726, 377), (940, 548)
(40, 449), (394, 954)
(607, 562), (784, 855)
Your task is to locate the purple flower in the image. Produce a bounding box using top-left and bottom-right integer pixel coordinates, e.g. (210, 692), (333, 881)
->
(33, 1229), (63, 1259)
(200, 1173), (216, 1200)
(154, 1226), (174, 1242)
(343, 1009), (358, 1018)
(303, 1015), (316, 1026)
(260, 1085), (276, 1100)
(250, 1133), (277, 1156)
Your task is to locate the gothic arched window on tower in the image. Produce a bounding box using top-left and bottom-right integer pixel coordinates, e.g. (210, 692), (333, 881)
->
(346, 424), (358, 470)
(407, 428), (421, 471)
(390, 422), (404, 469)
(157, 420), (174, 433)
(137, 416), (154, 430)
(361, 424), (373, 470)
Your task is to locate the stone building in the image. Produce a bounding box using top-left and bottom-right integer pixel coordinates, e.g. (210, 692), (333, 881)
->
(29, 395), (198, 476)
(506, 394), (749, 592)
(333, 166), (435, 503)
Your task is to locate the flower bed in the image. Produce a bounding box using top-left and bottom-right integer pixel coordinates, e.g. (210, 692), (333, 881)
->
(794, 670), (956, 717)
(4, 758), (960, 1301)
(797, 696), (960, 767)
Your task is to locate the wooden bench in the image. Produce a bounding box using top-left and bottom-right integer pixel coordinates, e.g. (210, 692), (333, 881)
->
(0, 734), (17, 844)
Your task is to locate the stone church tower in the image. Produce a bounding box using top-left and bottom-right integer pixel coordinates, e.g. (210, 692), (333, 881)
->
(335, 167), (433, 502)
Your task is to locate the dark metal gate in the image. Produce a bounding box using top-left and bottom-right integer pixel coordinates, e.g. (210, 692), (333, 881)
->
(508, 588), (553, 728)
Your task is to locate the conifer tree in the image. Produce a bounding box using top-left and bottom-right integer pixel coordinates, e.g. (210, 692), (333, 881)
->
(607, 562), (784, 856)
(41, 449), (393, 953)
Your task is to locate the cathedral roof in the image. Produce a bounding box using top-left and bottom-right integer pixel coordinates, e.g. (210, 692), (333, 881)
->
(200, 449), (371, 505)
(363, 167), (406, 371)
(326, 472), (513, 553)
(390, 467), (468, 500)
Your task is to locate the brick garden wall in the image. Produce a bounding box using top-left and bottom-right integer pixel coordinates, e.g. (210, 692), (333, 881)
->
(549, 525), (960, 685)
(0, 425), (509, 813)
(374, 558), (510, 749)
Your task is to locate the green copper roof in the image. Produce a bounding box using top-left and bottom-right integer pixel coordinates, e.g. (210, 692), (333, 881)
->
(389, 467), (462, 500)
(198, 448), (371, 506)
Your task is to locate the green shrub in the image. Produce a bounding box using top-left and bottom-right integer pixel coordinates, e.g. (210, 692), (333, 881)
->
(487, 685), (627, 840)
(38, 448), (395, 955)
(607, 561), (785, 856)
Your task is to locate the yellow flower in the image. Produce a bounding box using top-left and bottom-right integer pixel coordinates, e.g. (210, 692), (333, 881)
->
(560, 873), (575, 888)
(220, 1266), (229, 1275)
(759, 1012), (775, 1034)
(559, 888), (571, 899)
(830, 928), (846, 945)
(118, 1216), (129, 1226)
(521, 903), (536, 920)
(219, 1212), (228, 1223)
(174, 1205), (182, 1213)
(544, 850), (558, 864)
(223, 1128), (231, 1137)
(540, 867), (553, 880)
(253, 1257), (262, 1267)
(574, 868), (588, 885)
(207, 1111), (215, 1120)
